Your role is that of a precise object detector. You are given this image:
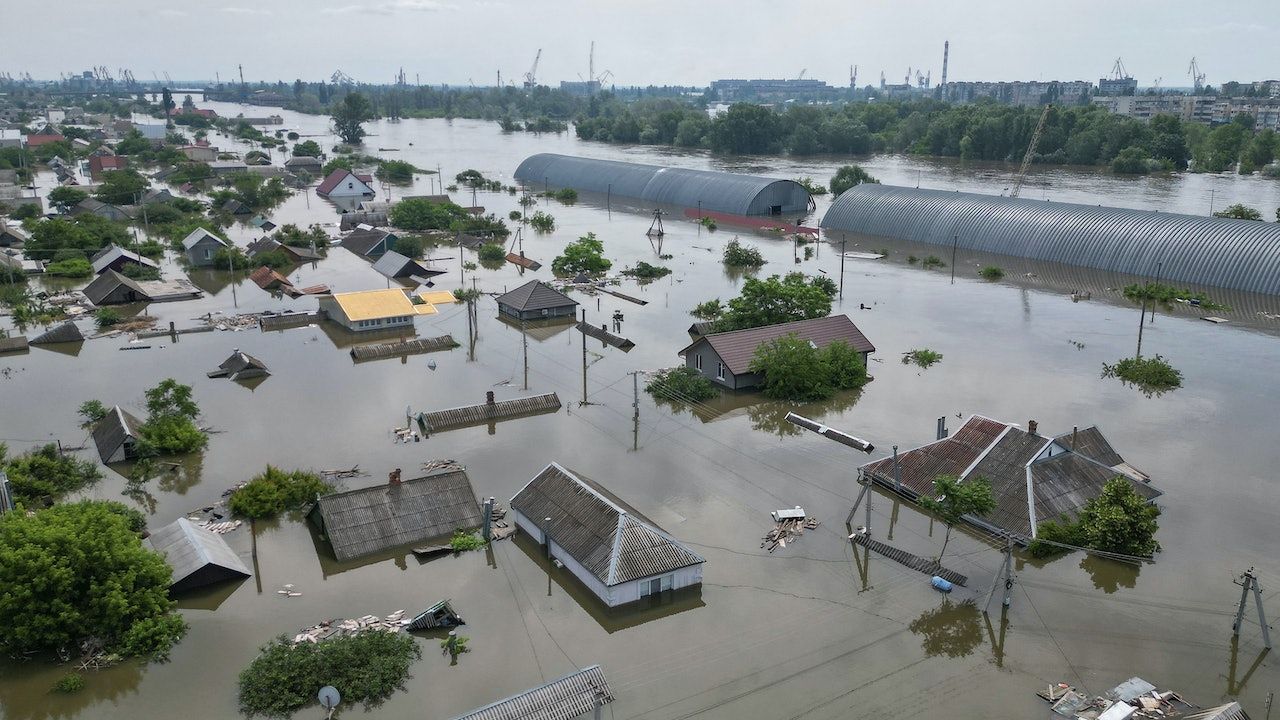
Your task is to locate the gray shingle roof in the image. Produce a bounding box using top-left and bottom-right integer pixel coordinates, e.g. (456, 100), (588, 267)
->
(208, 349), (270, 380)
(679, 315), (875, 376)
(449, 665), (613, 720)
(511, 463), (704, 586)
(495, 280), (578, 313)
(30, 321), (83, 344)
(340, 227), (394, 257)
(144, 518), (251, 592)
(309, 470), (483, 562)
(90, 244), (159, 274)
(181, 227), (228, 251)
(1054, 426), (1124, 467)
(91, 405), (144, 464)
(372, 250), (446, 280)
(83, 269), (147, 305)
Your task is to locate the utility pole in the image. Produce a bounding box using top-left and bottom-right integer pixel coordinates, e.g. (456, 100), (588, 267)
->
(1135, 292), (1147, 358)
(950, 234), (958, 284)
(1233, 568), (1272, 649)
(839, 236), (847, 299)
(1149, 261), (1163, 325)
(521, 320), (528, 389)
(985, 533), (1015, 613)
(580, 309), (588, 405)
(630, 370), (641, 451)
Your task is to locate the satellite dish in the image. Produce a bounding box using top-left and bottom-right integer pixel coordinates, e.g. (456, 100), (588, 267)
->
(318, 686), (341, 714)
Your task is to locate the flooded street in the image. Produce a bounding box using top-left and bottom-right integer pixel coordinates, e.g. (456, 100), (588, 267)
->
(3, 104), (1280, 719)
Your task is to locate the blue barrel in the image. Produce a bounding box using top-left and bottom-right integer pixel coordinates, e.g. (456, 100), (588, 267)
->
(931, 576), (953, 593)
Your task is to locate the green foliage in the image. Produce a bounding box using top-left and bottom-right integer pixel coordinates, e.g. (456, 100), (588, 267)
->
(0, 500), (187, 659)
(292, 140), (322, 157)
(714, 272), (834, 331)
(166, 161), (213, 185)
(1213, 203), (1262, 221)
(94, 168), (149, 205)
(1029, 477), (1161, 558)
(455, 169), (486, 187)
(918, 475), (996, 561)
(1122, 282), (1227, 311)
(902, 348), (943, 368)
(978, 266), (1005, 281)
(48, 186), (89, 213)
(441, 634), (471, 657)
(79, 399), (108, 426)
(392, 233), (424, 259)
(275, 223), (328, 249)
(748, 336), (868, 401)
(921, 255), (946, 269)
(722, 238), (764, 267)
(43, 257), (92, 277)
(449, 530), (486, 551)
(332, 92), (374, 145)
(237, 632), (421, 718)
(508, 210), (522, 221)
(209, 173), (290, 213)
(25, 215), (132, 261)
(8, 203), (40, 221)
(529, 210), (556, 233)
(690, 298), (724, 321)
(646, 366), (719, 403)
(376, 159), (419, 184)
(212, 246), (252, 271)
(553, 187), (578, 203)
(621, 261), (671, 280)
(94, 308), (121, 329)
(477, 242), (506, 262)
(1110, 146), (1151, 174)
(53, 673), (86, 694)
(829, 164), (880, 196)
(1101, 355), (1182, 395)
(137, 379), (207, 456)
(551, 232), (610, 276)
(794, 177), (828, 195)
(389, 197), (469, 232)
(228, 466), (334, 520)
(0, 442), (102, 505)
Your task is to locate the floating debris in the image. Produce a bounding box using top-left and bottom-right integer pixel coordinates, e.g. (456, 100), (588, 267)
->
(762, 512), (819, 552)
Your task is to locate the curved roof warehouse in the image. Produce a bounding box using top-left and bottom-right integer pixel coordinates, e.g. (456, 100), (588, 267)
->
(820, 184), (1280, 296)
(514, 153), (811, 216)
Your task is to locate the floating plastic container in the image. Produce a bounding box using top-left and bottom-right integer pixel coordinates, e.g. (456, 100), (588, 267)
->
(931, 576), (953, 593)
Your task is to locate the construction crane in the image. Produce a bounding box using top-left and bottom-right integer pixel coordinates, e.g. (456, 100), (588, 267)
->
(522, 49), (541, 89)
(1151, 77), (1162, 91)
(1009, 104), (1050, 198)
(1188, 57), (1205, 94)
(849, 64), (858, 89)
(1109, 57), (1130, 80)
(795, 68), (806, 81)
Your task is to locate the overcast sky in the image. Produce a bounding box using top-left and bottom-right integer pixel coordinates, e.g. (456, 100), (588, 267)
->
(3, 0), (1275, 88)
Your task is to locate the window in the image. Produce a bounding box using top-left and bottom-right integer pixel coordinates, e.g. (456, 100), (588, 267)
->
(347, 182), (353, 189)
(694, 354), (702, 371)
(716, 362), (725, 381)
(641, 574), (674, 598)
(204, 247), (213, 260)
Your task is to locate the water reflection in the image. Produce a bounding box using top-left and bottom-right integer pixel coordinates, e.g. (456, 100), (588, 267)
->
(174, 576), (248, 612)
(908, 599), (984, 658)
(0, 658), (144, 720)
(1079, 554), (1140, 594)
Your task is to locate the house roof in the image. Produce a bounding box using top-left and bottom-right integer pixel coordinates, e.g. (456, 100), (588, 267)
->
(496, 280), (578, 313)
(89, 155), (126, 174)
(449, 665), (614, 720)
(1054, 426), (1124, 467)
(284, 155), (322, 168)
(30, 320), (84, 344)
(83, 269), (148, 305)
(340, 227), (394, 257)
(181, 227), (229, 251)
(249, 265), (291, 289)
(90, 244), (159, 274)
(1183, 703), (1251, 720)
(316, 168), (372, 197)
(143, 517), (251, 591)
(309, 470), (484, 562)
(244, 237), (282, 258)
(371, 250), (447, 280)
(679, 315), (875, 376)
(208, 349), (270, 379)
(859, 416), (1161, 539)
(74, 198), (132, 218)
(0, 225), (31, 245)
(511, 463), (705, 587)
(91, 405), (144, 464)
(327, 288), (416, 321)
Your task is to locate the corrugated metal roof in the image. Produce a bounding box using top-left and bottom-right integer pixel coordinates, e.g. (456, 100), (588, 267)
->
(514, 153), (811, 216)
(1054, 426), (1124, 467)
(679, 315), (875, 376)
(860, 415), (1009, 496)
(819, 184), (1280, 295)
(969, 428), (1049, 537)
(449, 664), (613, 720)
(340, 227), (394, 257)
(91, 405), (143, 464)
(310, 470), (483, 562)
(496, 280), (578, 313)
(511, 463), (704, 587)
(143, 518), (251, 591)
(83, 269), (148, 305)
(372, 250), (446, 280)
(90, 244), (159, 274)
(1183, 702), (1251, 720)
(29, 321), (83, 344)
(328, 288), (416, 322)
(181, 227), (228, 251)
(1030, 452), (1161, 526)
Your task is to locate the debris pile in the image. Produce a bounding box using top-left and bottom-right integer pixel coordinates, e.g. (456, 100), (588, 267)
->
(762, 508), (820, 552)
(422, 459), (463, 473)
(197, 519), (242, 534)
(292, 610), (410, 644)
(1038, 677), (1201, 719)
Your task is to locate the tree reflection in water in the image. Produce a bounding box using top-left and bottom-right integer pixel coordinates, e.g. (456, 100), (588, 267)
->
(1080, 554), (1140, 594)
(908, 599), (984, 658)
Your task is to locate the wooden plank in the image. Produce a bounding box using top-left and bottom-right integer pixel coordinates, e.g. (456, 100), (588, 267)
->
(599, 288), (648, 306)
(851, 533), (968, 586)
(259, 312), (321, 331)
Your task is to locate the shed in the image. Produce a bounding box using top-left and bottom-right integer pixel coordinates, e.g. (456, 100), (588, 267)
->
(90, 244), (160, 275)
(340, 226), (398, 259)
(207, 349), (270, 380)
(371, 250), (447, 282)
(449, 665), (613, 720)
(181, 227), (229, 267)
(318, 288), (417, 332)
(143, 518), (251, 594)
(284, 155), (322, 171)
(858, 416), (1163, 541)
(514, 153), (811, 217)
(30, 321), (84, 344)
(316, 168), (375, 199)
(71, 198), (133, 221)
(678, 315), (875, 391)
(511, 463), (705, 607)
(91, 405), (145, 464)
(307, 469), (484, 562)
(0, 225), (31, 248)
(246, 237), (322, 263)
(819, 184), (1280, 296)
(84, 269), (149, 305)
(249, 215), (276, 231)
(496, 280), (578, 322)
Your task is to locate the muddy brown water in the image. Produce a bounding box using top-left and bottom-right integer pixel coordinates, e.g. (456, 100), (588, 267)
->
(1, 104), (1279, 719)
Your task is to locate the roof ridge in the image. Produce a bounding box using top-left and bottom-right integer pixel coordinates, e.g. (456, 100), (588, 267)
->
(605, 514), (626, 586)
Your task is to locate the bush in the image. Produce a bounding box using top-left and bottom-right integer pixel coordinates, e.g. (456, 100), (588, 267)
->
(1123, 282), (1228, 311)
(237, 632), (421, 718)
(646, 367), (719, 403)
(389, 197), (468, 232)
(1101, 355), (1182, 394)
(921, 255), (946, 269)
(95, 307), (121, 329)
(1028, 477), (1161, 558)
(551, 232), (610, 276)
(377, 159), (419, 184)
(529, 211), (555, 233)
(722, 238), (764, 268)
(43, 257), (93, 278)
(978, 266), (1005, 281)
(794, 177), (828, 196)
(621, 261), (671, 280)
(699, 216), (717, 231)
(829, 165), (879, 196)
(450, 530), (486, 551)
(53, 673), (86, 694)
(714, 272), (833, 331)
(120, 262), (162, 280)
(0, 442), (102, 505)
(902, 348), (943, 368)
(228, 466), (334, 520)
(211, 246), (252, 271)
(136, 379), (207, 456)
(455, 169), (485, 187)
(1110, 146), (1152, 174)
(748, 336), (868, 401)
(553, 187), (578, 203)
(508, 210), (522, 221)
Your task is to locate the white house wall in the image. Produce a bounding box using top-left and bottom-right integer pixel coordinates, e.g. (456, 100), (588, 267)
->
(327, 173), (374, 198)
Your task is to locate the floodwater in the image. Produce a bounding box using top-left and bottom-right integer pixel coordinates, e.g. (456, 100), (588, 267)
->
(2, 104), (1279, 719)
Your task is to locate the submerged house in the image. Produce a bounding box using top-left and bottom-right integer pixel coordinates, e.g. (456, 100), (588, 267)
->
(144, 518), (252, 594)
(207, 349), (270, 380)
(181, 227), (230, 267)
(71, 198), (133, 221)
(316, 168), (375, 199)
(678, 315), (875, 391)
(340, 226), (398, 259)
(496, 280), (578, 322)
(511, 463), (705, 608)
(318, 287), (421, 332)
(371, 250), (447, 282)
(90, 244), (159, 275)
(91, 405), (144, 464)
(308, 469), (484, 562)
(83, 269), (148, 305)
(245, 236), (322, 263)
(857, 416), (1162, 541)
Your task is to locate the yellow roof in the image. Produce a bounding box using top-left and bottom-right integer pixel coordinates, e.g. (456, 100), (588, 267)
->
(330, 288), (416, 321)
(413, 302), (439, 315)
(416, 290), (458, 305)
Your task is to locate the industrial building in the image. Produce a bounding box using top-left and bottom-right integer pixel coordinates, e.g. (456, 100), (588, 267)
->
(514, 154), (811, 217)
(820, 184), (1280, 296)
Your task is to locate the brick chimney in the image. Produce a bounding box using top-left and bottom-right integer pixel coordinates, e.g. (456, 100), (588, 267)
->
(389, 468), (402, 485)
(1027, 420), (1038, 436)
(485, 391), (495, 405)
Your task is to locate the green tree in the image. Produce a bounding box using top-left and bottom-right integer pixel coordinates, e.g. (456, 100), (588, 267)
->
(918, 475), (995, 562)
(228, 466), (333, 519)
(1031, 477), (1161, 557)
(829, 164), (880, 196)
(690, 299), (724, 321)
(707, 103), (782, 154)
(389, 197), (468, 231)
(135, 379), (207, 456)
(292, 140), (322, 157)
(716, 272), (834, 331)
(0, 443), (102, 505)
(47, 186), (88, 213)
(331, 92), (373, 145)
(1214, 203), (1263, 221)
(95, 168), (149, 205)
(722, 238), (765, 268)
(551, 232), (611, 276)
(0, 501), (187, 659)
(747, 336), (868, 401)
(1110, 146), (1150, 174)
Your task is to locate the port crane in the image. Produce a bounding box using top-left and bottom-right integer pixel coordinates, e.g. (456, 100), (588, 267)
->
(1188, 57), (1205, 94)
(1009, 104), (1050, 198)
(523, 49), (541, 89)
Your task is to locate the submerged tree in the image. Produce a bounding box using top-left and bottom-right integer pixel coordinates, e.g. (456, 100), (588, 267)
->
(331, 92), (373, 145)
(918, 475), (995, 562)
(829, 164), (879, 196)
